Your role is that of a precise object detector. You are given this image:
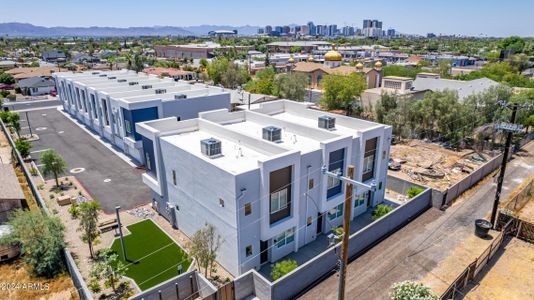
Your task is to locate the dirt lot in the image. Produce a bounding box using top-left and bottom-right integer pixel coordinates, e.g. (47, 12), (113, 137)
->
(0, 260), (79, 300)
(389, 139), (494, 191)
(462, 237), (534, 300)
(420, 229), (497, 296)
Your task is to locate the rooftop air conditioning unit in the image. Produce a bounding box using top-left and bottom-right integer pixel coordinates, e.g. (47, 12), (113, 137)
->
(262, 126), (282, 143)
(318, 115), (336, 130)
(155, 88), (167, 94)
(117, 79), (127, 83)
(108, 76), (116, 80)
(201, 138), (222, 158)
(99, 74), (107, 77)
(174, 94), (187, 100)
(142, 85), (152, 89)
(128, 81), (139, 86)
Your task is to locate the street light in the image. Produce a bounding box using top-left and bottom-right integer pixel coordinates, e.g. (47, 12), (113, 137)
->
(115, 205), (127, 261)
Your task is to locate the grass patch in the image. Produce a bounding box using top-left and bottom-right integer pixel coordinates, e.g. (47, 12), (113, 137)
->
(111, 219), (191, 291)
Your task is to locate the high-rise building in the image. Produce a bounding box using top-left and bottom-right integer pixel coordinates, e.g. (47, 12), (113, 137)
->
(257, 28), (264, 35)
(362, 19), (383, 37)
(342, 26), (355, 36)
(300, 25), (309, 36)
(265, 25), (272, 35)
(307, 22), (316, 36)
(316, 25), (324, 36)
(283, 26), (291, 35)
(327, 24), (338, 36)
(387, 28), (395, 37)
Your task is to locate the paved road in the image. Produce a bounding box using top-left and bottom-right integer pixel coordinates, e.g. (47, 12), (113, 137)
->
(3, 99), (62, 112)
(22, 108), (151, 213)
(300, 141), (534, 300)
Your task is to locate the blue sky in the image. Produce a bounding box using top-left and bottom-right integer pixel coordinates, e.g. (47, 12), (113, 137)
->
(1, 0), (532, 37)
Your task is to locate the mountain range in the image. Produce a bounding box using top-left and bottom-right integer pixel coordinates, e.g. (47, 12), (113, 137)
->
(0, 23), (260, 37)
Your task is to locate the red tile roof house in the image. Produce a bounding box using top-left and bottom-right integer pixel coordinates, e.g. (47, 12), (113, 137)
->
(143, 67), (197, 81)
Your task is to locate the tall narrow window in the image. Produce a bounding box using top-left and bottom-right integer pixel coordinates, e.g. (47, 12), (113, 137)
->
(327, 149), (345, 198)
(245, 245), (252, 257)
(145, 152), (151, 170)
(362, 138), (378, 182)
(244, 203), (252, 216)
(172, 170), (177, 185)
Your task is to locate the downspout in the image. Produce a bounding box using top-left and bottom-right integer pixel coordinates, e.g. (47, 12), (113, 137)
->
(304, 165), (311, 245)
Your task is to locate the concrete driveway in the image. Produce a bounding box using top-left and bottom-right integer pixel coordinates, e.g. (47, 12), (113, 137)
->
(300, 141), (534, 300)
(21, 108), (151, 213)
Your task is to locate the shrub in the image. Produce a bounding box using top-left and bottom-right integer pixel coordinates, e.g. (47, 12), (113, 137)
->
(390, 281), (438, 300)
(0, 209), (65, 277)
(406, 186), (425, 199)
(271, 259), (298, 280)
(68, 204), (80, 219)
(372, 204), (394, 221)
(30, 167), (38, 176)
(37, 183), (44, 190)
(89, 279), (101, 293)
(49, 194), (55, 199)
(332, 226), (344, 237)
(15, 139), (32, 158)
(0, 90), (9, 98)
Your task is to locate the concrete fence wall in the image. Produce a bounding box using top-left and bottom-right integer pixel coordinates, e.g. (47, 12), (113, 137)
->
(231, 178), (432, 300)
(129, 271), (217, 300)
(443, 154), (502, 206)
(0, 119), (93, 300)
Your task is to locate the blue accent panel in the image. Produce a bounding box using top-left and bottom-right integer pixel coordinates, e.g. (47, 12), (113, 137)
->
(122, 107), (159, 141)
(142, 137), (157, 177)
(327, 148), (344, 198)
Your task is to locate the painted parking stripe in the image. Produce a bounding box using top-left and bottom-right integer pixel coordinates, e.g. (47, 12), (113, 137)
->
(31, 148), (50, 154)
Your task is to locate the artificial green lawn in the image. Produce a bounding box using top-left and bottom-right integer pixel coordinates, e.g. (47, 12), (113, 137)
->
(111, 219), (192, 290)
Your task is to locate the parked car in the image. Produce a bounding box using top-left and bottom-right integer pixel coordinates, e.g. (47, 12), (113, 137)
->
(0, 84), (14, 90)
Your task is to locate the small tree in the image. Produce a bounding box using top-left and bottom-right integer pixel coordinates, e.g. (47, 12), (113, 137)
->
(271, 259), (298, 280)
(0, 73), (15, 85)
(273, 73), (308, 101)
(390, 281), (438, 300)
(90, 248), (127, 294)
(41, 149), (67, 187)
(15, 139), (32, 158)
(372, 204), (394, 221)
(78, 201), (101, 259)
(406, 186), (425, 199)
(188, 223), (222, 277)
(320, 73), (367, 112)
(0, 209), (65, 277)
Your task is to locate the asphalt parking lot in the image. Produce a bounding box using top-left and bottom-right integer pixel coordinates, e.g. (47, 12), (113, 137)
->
(21, 108), (151, 213)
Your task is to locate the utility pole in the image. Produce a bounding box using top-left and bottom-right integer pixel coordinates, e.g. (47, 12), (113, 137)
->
(338, 165), (354, 300)
(490, 102), (530, 227)
(322, 165), (376, 300)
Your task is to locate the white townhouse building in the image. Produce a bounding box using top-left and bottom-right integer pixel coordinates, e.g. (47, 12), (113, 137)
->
(135, 100), (392, 276)
(53, 70), (231, 163)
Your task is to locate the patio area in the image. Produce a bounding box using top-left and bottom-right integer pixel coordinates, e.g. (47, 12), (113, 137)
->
(259, 207), (376, 280)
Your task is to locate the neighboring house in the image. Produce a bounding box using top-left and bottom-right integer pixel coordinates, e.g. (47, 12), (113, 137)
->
(0, 164), (25, 223)
(17, 76), (55, 96)
(361, 76), (427, 111)
(143, 67), (197, 81)
(42, 50), (67, 63)
(413, 77), (499, 101)
(0, 60), (18, 70)
(53, 70), (231, 163)
(6, 67), (61, 81)
(136, 100), (392, 276)
(71, 53), (100, 64)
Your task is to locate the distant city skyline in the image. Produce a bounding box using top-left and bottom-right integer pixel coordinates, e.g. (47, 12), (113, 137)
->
(1, 0), (533, 37)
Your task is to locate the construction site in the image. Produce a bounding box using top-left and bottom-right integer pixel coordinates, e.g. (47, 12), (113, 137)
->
(388, 139), (497, 191)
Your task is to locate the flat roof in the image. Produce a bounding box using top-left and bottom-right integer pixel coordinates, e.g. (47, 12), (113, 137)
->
(162, 129), (269, 174)
(224, 119), (321, 153)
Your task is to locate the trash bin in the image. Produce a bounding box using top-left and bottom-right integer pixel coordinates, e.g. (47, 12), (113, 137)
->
(475, 219), (492, 238)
